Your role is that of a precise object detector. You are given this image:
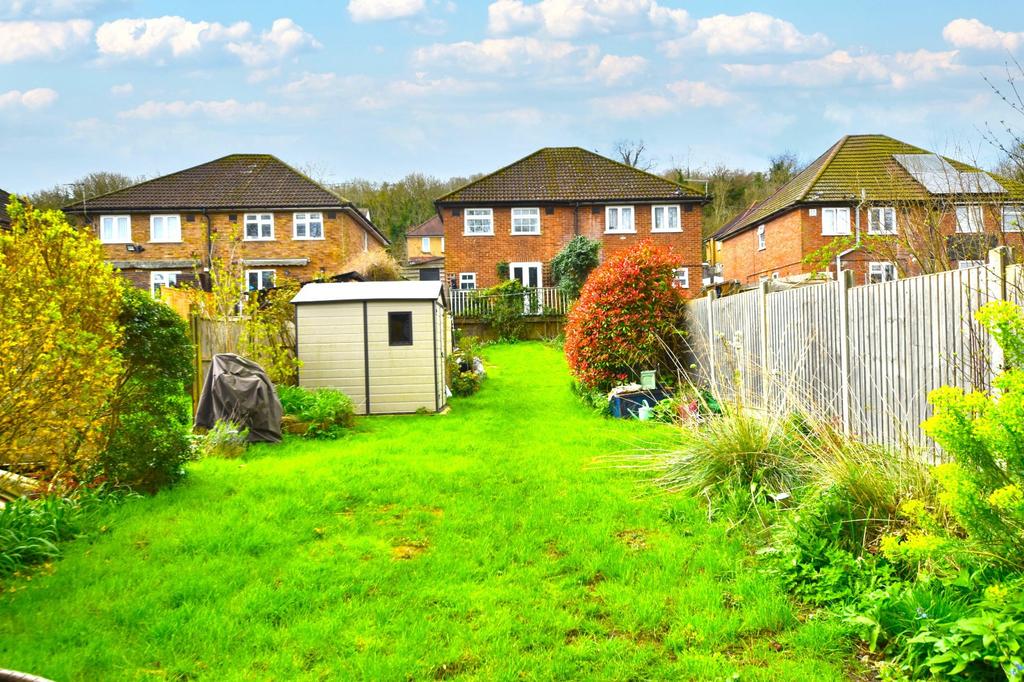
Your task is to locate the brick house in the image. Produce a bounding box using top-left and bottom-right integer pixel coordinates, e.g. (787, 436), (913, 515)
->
(63, 154), (389, 295)
(712, 134), (1024, 287)
(403, 214), (445, 281)
(436, 147), (707, 297)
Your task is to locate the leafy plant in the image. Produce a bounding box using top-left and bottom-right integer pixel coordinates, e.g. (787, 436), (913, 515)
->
(479, 279), (530, 341)
(564, 240), (687, 392)
(0, 199), (124, 487)
(277, 386), (355, 439)
(550, 236), (600, 299)
(199, 420), (249, 458)
(241, 278), (302, 386)
(99, 287), (195, 493)
(0, 489), (111, 579)
(448, 336), (484, 397)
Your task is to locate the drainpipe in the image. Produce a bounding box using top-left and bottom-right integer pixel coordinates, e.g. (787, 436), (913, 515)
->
(835, 188), (866, 279)
(573, 202), (580, 236)
(202, 208), (212, 291)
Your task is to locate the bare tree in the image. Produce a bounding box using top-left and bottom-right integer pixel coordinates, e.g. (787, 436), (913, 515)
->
(613, 139), (653, 170)
(984, 57), (1024, 182)
(29, 171), (142, 210)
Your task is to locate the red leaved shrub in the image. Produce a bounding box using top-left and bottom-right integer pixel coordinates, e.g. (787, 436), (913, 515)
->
(564, 241), (687, 392)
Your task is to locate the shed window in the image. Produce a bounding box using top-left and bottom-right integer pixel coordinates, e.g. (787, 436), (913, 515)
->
(388, 311), (413, 346)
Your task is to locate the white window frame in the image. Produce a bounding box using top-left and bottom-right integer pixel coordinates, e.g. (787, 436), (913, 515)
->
(464, 208), (494, 235)
(149, 271), (180, 297)
(511, 207), (541, 235)
(958, 260), (986, 270)
(757, 224), (766, 251)
(149, 214), (181, 243)
(605, 205), (636, 234)
(99, 215), (132, 244)
(292, 212), (324, 240)
(821, 207), (852, 236)
(867, 206), (897, 235)
(244, 269), (275, 292)
(459, 272), (477, 290)
(867, 261), (898, 284)
(441, 237), (445, 253)
(652, 205), (682, 233)
(421, 237), (431, 253)
(243, 213), (275, 241)
(955, 204), (984, 233)
(673, 267), (689, 289)
(1002, 205), (1024, 233)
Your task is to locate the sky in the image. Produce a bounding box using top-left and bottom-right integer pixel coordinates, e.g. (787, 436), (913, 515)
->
(2, 0), (1024, 194)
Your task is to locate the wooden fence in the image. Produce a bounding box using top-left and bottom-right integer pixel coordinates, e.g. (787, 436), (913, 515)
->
(450, 286), (572, 318)
(687, 247), (1018, 449)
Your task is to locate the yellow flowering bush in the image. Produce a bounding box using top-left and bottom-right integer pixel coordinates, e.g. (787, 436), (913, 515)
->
(0, 199), (124, 485)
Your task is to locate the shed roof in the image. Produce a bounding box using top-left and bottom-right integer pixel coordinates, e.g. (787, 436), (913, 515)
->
(291, 280), (445, 305)
(436, 146), (705, 204)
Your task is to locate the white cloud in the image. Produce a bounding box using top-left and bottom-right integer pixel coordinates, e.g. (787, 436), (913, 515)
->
(589, 54), (647, 85)
(348, 0), (425, 22)
(118, 98), (273, 120)
(225, 18), (320, 67)
(413, 36), (594, 75)
(95, 16), (250, 59)
(0, 19), (91, 63)
(723, 49), (961, 89)
(590, 79), (733, 119)
(110, 82), (133, 95)
(487, 0), (689, 38)
(942, 18), (1024, 52)
(0, 0), (119, 18)
(661, 12), (829, 56)
(0, 88), (59, 110)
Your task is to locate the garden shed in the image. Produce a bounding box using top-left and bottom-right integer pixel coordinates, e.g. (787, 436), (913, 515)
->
(291, 281), (451, 415)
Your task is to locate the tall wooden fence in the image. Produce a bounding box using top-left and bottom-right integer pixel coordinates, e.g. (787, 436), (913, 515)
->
(687, 248), (1019, 449)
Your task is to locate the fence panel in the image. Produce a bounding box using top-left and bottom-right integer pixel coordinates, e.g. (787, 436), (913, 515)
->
(450, 286), (571, 318)
(686, 252), (1012, 452)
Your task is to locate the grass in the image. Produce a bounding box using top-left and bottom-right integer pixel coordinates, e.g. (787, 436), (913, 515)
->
(0, 343), (860, 680)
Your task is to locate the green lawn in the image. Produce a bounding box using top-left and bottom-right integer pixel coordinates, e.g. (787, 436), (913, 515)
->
(1, 343), (858, 680)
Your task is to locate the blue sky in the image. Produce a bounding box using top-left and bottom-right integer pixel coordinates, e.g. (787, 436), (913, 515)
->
(2, 0), (1023, 193)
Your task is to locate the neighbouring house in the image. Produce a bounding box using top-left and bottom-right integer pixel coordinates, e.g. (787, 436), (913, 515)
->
(291, 281), (451, 415)
(436, 147), (707, 298)
(0, 188), (11, 229)
(711, 134), (1024, 287)
(63, 154), (389, 296)
(403, 214), (445, 282)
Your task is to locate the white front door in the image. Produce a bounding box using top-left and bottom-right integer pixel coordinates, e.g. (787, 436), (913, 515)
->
(509, 262), (542, 314)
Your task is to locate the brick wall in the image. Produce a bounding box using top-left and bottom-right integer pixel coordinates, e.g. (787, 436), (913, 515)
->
(719, 202), (1024, 286)
(87, 209), (383, 290)
(442, 202), (704, 298)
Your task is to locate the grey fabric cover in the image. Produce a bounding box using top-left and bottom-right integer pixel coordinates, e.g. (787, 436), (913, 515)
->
(194, 354), (283, 443)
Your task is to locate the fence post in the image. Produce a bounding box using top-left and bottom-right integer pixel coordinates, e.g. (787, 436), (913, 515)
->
(706, 289), (719, 393)
(987, 246), (1012, 386)
(838, 269), (854, 435)
(757, 280), (770, 405)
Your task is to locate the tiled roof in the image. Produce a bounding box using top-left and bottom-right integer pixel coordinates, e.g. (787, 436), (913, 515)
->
(407, 215), (443, 237)
(436, 147), (706, 204)
(0, 189), (10, 225)
(63, 154), (351, 212)
(714, 134), (1024, 241)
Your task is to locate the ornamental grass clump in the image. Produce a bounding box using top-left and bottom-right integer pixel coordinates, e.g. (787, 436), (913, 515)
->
(278, 386), (355, 439)
(564, 240), (687, 393)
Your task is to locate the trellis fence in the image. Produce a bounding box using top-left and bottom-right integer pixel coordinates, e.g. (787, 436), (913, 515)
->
(450, 286), (572, 318)
(687, 247), (1019, 448)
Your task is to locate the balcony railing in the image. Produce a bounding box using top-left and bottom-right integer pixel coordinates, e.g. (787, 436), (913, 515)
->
(450, 286), (572, 318)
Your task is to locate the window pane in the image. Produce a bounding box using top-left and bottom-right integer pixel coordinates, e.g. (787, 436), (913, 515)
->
(654, 207), (664, 230)
(388, 312), (413, 346)
(246, 220), (258, 238)
(608, 208), (618, 229)
(309, 220), (322, 238)
(668, 206), (679, 228)
(622, 207), (633, 228)
(247, 272), (259, 290)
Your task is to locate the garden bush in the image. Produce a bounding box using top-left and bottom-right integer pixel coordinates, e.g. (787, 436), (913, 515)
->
(448, 336), (485, 397)
(0, 200), (124, 486)
(241, 278), (302, 386)
(565, 240), (687, 393)
(277, 386), (355, 438)
(550, 235), (600, 300)
(479, 279), (530, 341)
(198, 420), (249, 458)
(99, 288), (195, 493)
